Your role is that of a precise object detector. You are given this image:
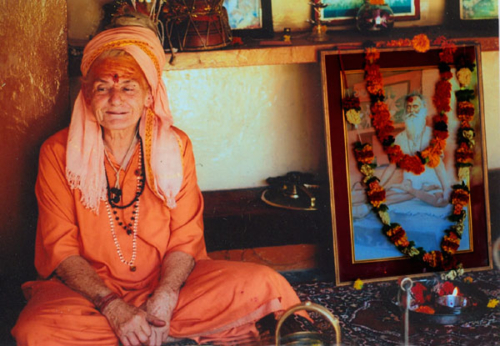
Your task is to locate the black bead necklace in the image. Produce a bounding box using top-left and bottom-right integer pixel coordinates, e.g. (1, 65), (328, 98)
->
(105, 137), (146, 236)
(105, 136), (146, 210)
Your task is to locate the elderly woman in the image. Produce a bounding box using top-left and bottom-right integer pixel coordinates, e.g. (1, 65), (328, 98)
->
(12, 20), (305, 346)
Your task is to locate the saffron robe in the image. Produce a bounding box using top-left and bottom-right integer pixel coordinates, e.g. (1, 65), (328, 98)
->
(12, 127), (304, 345)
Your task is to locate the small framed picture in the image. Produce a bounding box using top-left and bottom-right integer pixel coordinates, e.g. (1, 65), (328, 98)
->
(315, 0), (420, 26)
(223, 0), (273, 38)
(460, 0), (498, 20)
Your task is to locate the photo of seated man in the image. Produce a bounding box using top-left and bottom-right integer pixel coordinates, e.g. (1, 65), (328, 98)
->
(379, 92), (451, 208)
(349, 91), (470, 261)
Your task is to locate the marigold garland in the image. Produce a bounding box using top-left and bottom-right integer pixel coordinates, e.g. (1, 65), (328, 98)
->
(415, 305), (435, 314)
(412, 34), (430, 53)
(454, 54), (476, 186)
(364, 40), (454, 175)
(342, 37), (475, 272)
(369, 0), (386, 6)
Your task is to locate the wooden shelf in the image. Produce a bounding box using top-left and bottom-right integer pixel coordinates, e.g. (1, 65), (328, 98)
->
(164, 26), (499, 71)
(69, 26), (498, 75)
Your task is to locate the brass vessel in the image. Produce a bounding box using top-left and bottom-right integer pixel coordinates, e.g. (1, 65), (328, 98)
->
(275, 301), (341, 346)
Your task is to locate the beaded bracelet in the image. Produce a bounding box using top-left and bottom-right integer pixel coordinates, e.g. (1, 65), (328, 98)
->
(95, 292), (120, 312)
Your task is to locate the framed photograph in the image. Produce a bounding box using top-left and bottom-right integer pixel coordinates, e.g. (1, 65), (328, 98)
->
(460, 0), (498, 20)
(320, 46), (492, 285)
(314, 0), (420, 25)
(223, 0), (273, 38)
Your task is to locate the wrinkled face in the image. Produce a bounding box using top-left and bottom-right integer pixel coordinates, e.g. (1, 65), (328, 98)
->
(84, 54), (152, 134)
(405, 96), (423, 116)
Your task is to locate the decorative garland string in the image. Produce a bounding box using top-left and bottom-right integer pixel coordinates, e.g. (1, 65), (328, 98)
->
(342, 36), (475, 271)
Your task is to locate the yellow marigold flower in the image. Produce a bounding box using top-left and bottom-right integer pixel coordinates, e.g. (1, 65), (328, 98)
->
(360, 164), (374, 177)
(378, 209), (391, 225)
(458, 167), (470, 184)
(346, 109), (361, 125)
(487, 299), (499, 308)
(451, 223), (464, 237)
(402, 246), (419, 257)
(411, 34), (430, 53)
(463, 129), (475, 147)
(354, 278), (364, 290)
(457, 68), (472, 87)
(441, 269), (458, 281)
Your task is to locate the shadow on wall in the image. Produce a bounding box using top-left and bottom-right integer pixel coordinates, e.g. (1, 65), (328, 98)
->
(0, 111), (71, 345)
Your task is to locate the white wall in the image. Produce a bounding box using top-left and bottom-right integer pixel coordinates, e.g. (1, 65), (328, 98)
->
(164, 63), (327, 191)
(165, 51), (499, 192)
(482, 51), (500, 169)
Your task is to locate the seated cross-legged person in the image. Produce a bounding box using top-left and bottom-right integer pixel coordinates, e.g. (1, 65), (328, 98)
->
(12, 15), (306, 346)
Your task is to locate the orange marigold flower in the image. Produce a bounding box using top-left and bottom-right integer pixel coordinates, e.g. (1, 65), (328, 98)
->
(440, 71), (453, 81)
(456, 142), (474, 164)
(366, 77), (384, 96)
(433, 113), (449, 123)
(376, 126), (395, 143)
(432, 138), (446, 151)
(369, 0), (385, 5)
(433, 130), (449, 141)
(433, 80), (452, 113)
(365, 47), (380, 64)
(442, 232), (461, 254)
(421, 147), (441, 168)
(399, 155), (425, 175)
(354, 145), (375, 164)
(385, 225), (409, 247)
(439, 47), (456, 64)
(368, 180), (381, 190)
(423, 251), (444, 268)
(451, 189), (469, 207)
(412, 34), (430, 53)
(421, 138), (445, 168)
(453, 203), (464, 215)
(367, 181), (386, 208)
(385, 40), (398, 47)
(457, 101), (475, 122)
(415, 305), (435, 314)
(386, 145), (404, 164)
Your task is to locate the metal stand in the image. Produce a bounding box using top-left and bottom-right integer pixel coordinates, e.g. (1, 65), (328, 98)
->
(399, 278), (414, 346)
(307, 1), (330, 42)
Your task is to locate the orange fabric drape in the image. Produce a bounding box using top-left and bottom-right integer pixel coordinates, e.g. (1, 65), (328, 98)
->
(12, 128), (306, 345)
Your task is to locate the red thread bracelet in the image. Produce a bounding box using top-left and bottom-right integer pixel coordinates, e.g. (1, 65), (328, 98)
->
(95, 293), (120, 312)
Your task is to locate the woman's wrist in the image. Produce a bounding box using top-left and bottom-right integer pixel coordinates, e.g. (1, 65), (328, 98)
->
(95, 292), (120, 313)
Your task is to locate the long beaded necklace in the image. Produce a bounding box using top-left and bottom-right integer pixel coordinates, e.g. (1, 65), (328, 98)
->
(104, 136), (146, 272)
